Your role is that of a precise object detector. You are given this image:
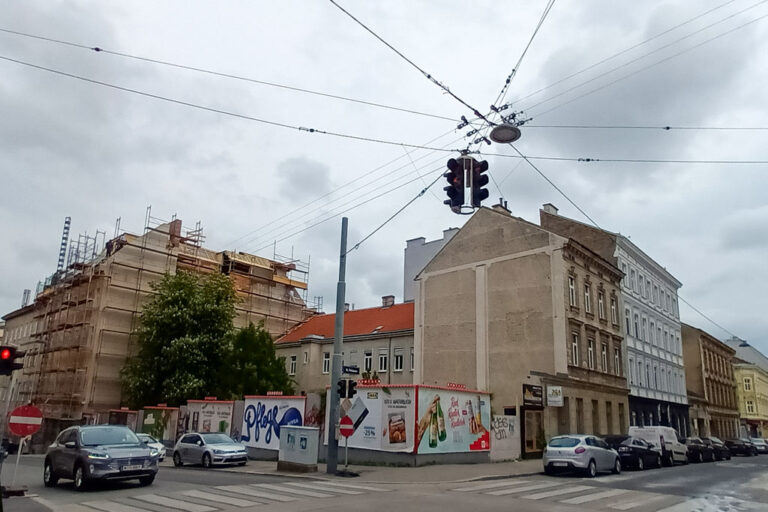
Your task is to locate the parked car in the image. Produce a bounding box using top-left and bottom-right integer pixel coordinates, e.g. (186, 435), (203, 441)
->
(628, 426), (688, 466)
(605, 435), (662, 470)
(724, 438), (758, 456)
(543, 435), (621, 478)
(136, 433), (166, 461)
(749, 438), (768, 454)
(172, 432), (248, 468)
(44, 425), (160, 491)
(701, 436), (731, 461)
(682, 437), (715, 463)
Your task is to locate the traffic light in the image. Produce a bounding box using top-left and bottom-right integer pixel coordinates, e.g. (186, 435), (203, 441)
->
(443, 158), (465, 213)
(0, 346), (25, 376)
(471, 159), (490, 207)
(337, 379), (347, 399)
(347, 380), (357, 399)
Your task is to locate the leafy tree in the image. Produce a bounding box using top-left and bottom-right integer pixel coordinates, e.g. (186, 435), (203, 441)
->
(224, 321), (294, 398)
(121, 271), (237, 407)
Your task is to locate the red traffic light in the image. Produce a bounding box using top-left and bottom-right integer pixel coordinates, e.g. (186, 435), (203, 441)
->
(0, 348), (11, 360)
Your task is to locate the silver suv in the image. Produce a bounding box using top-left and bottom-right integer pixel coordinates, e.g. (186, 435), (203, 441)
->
(543, 434), (621, 477)
(172, 432), (247, 468)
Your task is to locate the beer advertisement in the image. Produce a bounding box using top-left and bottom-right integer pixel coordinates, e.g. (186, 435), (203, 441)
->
(186, 400), (234, 435)
(241, 396), (305, 450)
(416, 387), (491, 453)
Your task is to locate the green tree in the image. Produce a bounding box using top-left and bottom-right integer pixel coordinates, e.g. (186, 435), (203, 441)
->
(121, 270), (237, 407)
(225, 321), (294, 398)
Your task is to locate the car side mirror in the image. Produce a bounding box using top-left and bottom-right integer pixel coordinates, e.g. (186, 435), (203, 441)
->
(64, 441), (76, 449)
(197, 440), (203, 446)
(647, 443), (654, 448)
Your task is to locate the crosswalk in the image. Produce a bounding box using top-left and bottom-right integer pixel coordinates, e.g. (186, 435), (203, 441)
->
(53, 480), (389, 512)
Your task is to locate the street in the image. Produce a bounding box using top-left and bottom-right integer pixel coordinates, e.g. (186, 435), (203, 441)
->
(2, 455), (767, 511)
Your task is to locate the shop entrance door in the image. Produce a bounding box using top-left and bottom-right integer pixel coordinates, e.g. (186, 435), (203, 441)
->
(524, 409), (543, 454)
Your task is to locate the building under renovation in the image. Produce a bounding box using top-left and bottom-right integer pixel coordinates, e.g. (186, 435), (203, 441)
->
(2, 212), (314, 449)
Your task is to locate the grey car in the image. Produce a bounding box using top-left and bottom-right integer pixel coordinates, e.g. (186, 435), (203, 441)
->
(44, 425), (160, 491)
(543, 434), (621, 477)
(172, 432), (248, 468)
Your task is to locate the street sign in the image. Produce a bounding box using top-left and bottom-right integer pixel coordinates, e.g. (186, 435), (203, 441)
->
(8, 405), (42, 437)
(342, 365), (360, 375)
(339, 415), (354, 438)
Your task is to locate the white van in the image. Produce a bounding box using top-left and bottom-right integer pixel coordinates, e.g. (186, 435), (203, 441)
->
(628, 426), (688, 466)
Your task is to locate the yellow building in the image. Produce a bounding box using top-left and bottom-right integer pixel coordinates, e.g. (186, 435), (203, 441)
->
(734, 360), (768, 437)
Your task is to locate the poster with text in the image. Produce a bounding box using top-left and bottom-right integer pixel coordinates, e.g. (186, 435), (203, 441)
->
(416, 388), (491, 453)
(141, 407), (179, 443)
(186, 401), (234, 435)
(241, 396), (305, 450)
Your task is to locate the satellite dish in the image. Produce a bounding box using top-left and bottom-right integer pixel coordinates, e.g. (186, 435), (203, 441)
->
(489, 124), (522, 144)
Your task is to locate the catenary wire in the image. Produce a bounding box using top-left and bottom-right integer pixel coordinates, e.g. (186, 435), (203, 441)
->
(678, 296), (737, 338)
(523, 125), (768, 130)
(0, 27), (456, 123)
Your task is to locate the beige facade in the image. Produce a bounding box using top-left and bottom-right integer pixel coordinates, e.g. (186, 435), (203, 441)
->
(733, 361), (768, 437)
(415, 207), (629, 456)
(682, 323), (740, 439)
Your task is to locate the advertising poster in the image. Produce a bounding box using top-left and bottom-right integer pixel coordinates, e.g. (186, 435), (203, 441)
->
(141, 406), (179, 443)
(241, 396), (305, 450)
(416, 387), (491, 454)
(323, 386), (415, 453)
(186, 400), (234, 435)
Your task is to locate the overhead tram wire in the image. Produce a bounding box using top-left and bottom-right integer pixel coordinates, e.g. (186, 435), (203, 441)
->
(0, 54), (467, 155)
(678, 296), (737, 339)
(326, 0), (493, 125)
(485, 153), (768, 164)
(0, 27), (456, 123)
(523, 125), (768, 131)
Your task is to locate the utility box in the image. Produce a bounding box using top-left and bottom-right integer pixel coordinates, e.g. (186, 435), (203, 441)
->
(278, 426), (319, 473)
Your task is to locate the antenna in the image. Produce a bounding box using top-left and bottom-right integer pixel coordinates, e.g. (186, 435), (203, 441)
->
(57, 217), (71, 271)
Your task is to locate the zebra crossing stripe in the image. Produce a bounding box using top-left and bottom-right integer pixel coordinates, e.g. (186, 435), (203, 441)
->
(523, 485), (594, 500)
(486, 482), (559, 496)
(453, 478), (533, 492)
(181, 489), (258, 507)
(252, 483), (334, 498)
(321, 481), (389, 492)
(560, 488), (629, 504)
(608, 494), (671, 510)
(216, 485), (297, 502)
(82, 500), (153, 512)
(284, 482), (363, 494)
(132, 494), (216, 512)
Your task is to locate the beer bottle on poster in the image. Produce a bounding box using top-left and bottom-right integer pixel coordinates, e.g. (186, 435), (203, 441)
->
(429, 412), (438, 448)
(436, 398), (447, 442)
(466, 400), (477, 434)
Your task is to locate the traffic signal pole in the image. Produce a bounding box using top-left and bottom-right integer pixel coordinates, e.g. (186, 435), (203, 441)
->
(326, 217), (348, 475)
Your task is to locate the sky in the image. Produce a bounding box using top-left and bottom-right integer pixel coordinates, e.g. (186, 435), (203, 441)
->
(1, 1), (766, 353)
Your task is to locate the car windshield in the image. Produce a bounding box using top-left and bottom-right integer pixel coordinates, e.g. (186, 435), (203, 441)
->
(201, 433), (236, 444)
(709, 436), (722, 444)
(137, 434), (158, 443)
(80, 427), (140, 446)
(548, 437), (581, 447)
(605, 436), (630, 446)
(752, 438), (766, 444)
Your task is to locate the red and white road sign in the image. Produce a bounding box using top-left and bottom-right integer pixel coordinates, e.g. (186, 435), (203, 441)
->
(339, 415), (354, 438)
(8, 405), (43, 437)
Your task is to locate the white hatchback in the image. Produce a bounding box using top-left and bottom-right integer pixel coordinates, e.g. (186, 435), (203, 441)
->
(543, 435), (621, 478)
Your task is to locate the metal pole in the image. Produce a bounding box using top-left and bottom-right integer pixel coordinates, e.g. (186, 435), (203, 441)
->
(326, 217), (348, 475)
(11, 436), (27, 487)
(345, 435), (349, 472)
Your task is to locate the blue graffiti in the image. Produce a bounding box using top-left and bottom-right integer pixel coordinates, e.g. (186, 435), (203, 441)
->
(241, 402), (302, 445)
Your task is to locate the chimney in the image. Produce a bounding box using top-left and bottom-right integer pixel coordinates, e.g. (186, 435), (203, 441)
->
(542, 203), (559, 216)
(382, 295), (395, 307)
(344, 303), (350, 312)
(492, 200), (511, 215)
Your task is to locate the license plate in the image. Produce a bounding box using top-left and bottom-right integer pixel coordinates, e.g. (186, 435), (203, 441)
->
(553, 462), (567, 467)
(122, 464), (143, 471)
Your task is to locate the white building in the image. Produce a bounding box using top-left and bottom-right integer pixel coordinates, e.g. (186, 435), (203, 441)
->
(403, 228), (458, 303)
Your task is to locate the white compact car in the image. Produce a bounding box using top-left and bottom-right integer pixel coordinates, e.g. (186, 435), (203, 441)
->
(136, 433), (166, 462)
(172, 432), (247, 468)
(543, 434), (621, 478)
(629, 426), (688, 466)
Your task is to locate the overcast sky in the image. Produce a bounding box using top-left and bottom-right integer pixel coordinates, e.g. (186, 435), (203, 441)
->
(1, 1), (766, 354)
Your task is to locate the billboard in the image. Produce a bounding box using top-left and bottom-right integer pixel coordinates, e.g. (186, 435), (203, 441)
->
(140, 406), (179, 444)
(241, 396), (305, 450)
(416, 387), (491, 453)
(186, 400), (234, 435)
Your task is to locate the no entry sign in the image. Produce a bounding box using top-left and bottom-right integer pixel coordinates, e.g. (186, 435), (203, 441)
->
(339, 415), (354, 438)
(8, 405), (42, 437)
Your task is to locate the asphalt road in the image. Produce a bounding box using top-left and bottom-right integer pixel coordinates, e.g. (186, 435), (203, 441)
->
(1, 453), (766, 511)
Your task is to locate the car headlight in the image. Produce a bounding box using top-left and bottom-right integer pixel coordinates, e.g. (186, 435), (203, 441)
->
(88, 452), (110, 460)
(213, 449), (224, 455)
(149, 448), (159, 457)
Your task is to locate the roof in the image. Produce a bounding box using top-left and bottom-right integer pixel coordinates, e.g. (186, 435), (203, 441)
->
(725, 338), (768, 373)
(277, 302), (414, 343)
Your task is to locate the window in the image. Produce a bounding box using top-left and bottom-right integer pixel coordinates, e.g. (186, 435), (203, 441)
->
(610, 298), (618, 324)
(584, 284), (592, 313)
(568, 276), (577, 306)
(629, 357), (635, 384)
(364, 351), (372, 372)
(666, 293), (671, 312)
(646, 364), (651, 387)
(642, 318), (647, 341)
(601, 343), (608, 371)
(637, 361), (643, 386)
(289, 355), (297, 376)
(614, 348), (621, 376)
(634, 314), (640, 338)
(621, 263), (628, 286)
(625, 309), (631, 335)
(587, 339), (595, 369)
(646, 279), (651, 299)
(303, 351), (308, 364)
(662, 291), (667, 311)
(663, 331), (669, 350)
(571, 332), (580, 366)
(744, 378), (753, 391)
(658, 327), (662, 348)
(410, 347), (414, 371)
(747, 400), (755, 414)
(630, 269), (636, 291)
(394, 348), (403, 372)
(322, 352), (330, 374)
(638, 273), (644, 296)
(653, 284), (658, 304)
(598, 292), (605, 319)
(378, 349), (388, 372)
(660, 368), (665, 391)
(649, 321), (655, 344)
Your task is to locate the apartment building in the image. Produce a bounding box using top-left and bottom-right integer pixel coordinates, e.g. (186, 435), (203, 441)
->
(733, 360), (768, 437)
(682, 323), (740, 439)
(414, 206), (629, 458)
(540, 204), (688, 435)
(403, 228), (458, 303)
(275, 297), (414, 393)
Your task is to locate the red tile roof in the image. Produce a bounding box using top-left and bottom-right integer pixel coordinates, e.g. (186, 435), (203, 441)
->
(277, 302), (414, 343)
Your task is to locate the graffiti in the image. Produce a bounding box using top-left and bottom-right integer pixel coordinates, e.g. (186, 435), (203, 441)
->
(241, 401), (303, 445)
(491, 415), (514, 441)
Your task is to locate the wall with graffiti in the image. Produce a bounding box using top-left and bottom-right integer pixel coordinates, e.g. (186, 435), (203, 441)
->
(240, 396), (305, 450)
(140, 406), (179, 445)
(489, 414), (520, 461)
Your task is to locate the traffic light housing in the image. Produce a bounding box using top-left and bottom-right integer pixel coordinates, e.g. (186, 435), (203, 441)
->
(443, 158), (465, 213)
(0, 346), (25, 376)
(337, 379), (347, 399)
(347, 380), (357, 399)
(471, 159), (490, 207)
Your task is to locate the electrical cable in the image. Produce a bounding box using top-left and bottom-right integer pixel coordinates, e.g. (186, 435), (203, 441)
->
(326, 0), (492, 124)
(678, 295), (737, 338)
(523, 125), (768, 131)
(0, 27), (456, 122)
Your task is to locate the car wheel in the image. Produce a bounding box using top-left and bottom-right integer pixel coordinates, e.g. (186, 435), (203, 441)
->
(202, 453), (212, 469)
(73, 465), (88, 491)
(585, 459), (597, 478)
(139, 475), (155, 486)
(173, 452), (183, 467)
(612, 458), (622, 475)
(43, 460), (58, 488)
(637, 457), (644, 471)
(726, 453), (731, 460)
(657, 454), (663, 468)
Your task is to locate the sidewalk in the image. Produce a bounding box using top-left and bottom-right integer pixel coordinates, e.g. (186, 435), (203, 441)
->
(161, 458), (543, 484)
